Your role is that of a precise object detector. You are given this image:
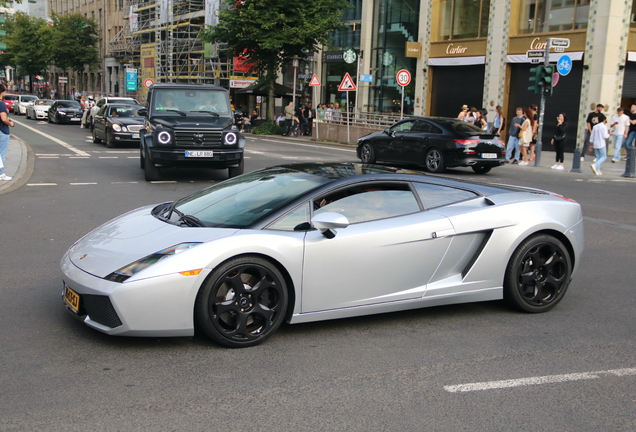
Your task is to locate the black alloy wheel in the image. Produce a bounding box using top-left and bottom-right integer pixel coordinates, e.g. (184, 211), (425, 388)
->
(471, 165), (492, 174)
(143, 148), (161, 181)
(360, 143), (376, 164)
(504, 234), (572, 313)
(425, 148), (445, 173)
(92, 127), (102, 143)
(195, 256), (288, 348)
(105, 131), (115, 148)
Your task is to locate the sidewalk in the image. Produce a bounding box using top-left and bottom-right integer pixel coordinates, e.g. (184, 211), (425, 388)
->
(0, 136), (32, 195)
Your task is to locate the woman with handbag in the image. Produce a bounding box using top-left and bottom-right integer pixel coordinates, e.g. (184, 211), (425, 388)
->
(550, 113), (568, 170)
(518, 108), (534, 165)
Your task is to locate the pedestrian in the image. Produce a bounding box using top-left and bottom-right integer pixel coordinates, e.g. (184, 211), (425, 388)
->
(464, 107), (476, 125)
(458, 104), (469, 120)
(332, 103), (341, 123)
(505, 107), (525, 164)
(490, 105), (505, 135)
(528, 104), (538, 161)
(550, 113), (568, 170)
(589, 118), (609, 175)
(624, 103), (636, 152)
(518, 108), (534, 165)
(610, 107), (630, 162)
(473, 109), (487, 131)
(305, 102), (314, 136)
(326, 103), (334, 123)
(316, 103), (325, 123)
(0, 83), (15, 181)
(582, 104), (606, 161)
(283, 101), (294, 136)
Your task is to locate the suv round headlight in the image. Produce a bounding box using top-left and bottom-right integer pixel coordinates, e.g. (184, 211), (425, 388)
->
(224, 132), (238, 145)
(158, 131), (171, 144)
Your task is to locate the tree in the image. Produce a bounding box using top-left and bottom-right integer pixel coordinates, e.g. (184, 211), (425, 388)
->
(200, 0), (349, 120)
(49, 13), (100, 76)
(2, 13), (53, 85)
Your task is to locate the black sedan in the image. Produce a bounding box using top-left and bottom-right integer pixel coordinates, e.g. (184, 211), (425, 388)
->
(357, 117), (505, 174)
(92, 104), (145, 148)
(48, 100), (84, 124)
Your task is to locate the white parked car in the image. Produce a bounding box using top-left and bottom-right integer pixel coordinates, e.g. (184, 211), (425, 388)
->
(86, 97), (139, 128)
(25, 99), (54, 120)
(14, 95), (39, 115)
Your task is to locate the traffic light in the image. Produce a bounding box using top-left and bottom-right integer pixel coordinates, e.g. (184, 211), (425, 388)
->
(542, 65), (555, 96)
(528, 65), (544, 95)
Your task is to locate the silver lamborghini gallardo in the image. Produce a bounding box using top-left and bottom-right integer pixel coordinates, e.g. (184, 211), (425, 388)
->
(61, 163), (584, 347)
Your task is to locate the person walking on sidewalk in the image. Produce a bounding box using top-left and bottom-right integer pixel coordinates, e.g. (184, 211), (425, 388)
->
(550, 113), (568, 170)
(582, 104), (606, 161)
(610, 107), (630, 162)
(589, 118), (609, 175)
(518, 108), (535, 165)
(505, 107), (525, 164)
(0, 84), (15, 181)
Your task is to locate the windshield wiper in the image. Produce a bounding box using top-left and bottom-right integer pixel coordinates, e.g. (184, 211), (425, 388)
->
(190, 111), (220, 117)
(165, 109), (187, 116)
(171, 207), (206, 227)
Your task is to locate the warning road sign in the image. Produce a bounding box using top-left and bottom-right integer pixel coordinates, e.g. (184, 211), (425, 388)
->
(308, 74), (321, 87)
(338, 73), (357, 91)
(396, 69), (411, 87)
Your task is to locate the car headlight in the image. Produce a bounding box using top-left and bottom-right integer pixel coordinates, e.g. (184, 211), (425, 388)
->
(224, 132), (238, 145)
(104, 242), (201, 283)
(157, 131), (172, 144)
(112, 124), (122, 132)
(59, 112), (67, 116)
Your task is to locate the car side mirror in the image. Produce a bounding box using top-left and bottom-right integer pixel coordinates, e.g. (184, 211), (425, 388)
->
(384, 128), (395, 137)
(311, 212), (349, 239)
(138, 108), (148, 117)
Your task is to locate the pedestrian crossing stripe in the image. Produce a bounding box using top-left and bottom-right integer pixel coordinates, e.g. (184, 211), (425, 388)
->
(338, 73), (357, 91)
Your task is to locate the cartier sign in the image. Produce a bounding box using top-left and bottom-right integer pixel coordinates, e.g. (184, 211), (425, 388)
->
(405, 42), (422, 58)
(530, 38), (548, 50)
(446, 44), (468, 55)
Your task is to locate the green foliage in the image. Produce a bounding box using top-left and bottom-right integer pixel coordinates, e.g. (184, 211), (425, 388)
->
(49, 13), (100, 73)
(251, 121), (283, 135)
(2, 12), (52, 77)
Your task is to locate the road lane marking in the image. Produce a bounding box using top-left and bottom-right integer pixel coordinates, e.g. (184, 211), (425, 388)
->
(111, 182), (139, 184)
(27, 183), (58, 186)
(70, 157), (90, 159)
(98, 156), (119, 159)
(444, 368), (636, 393)
(13, 119), (90, 156)
(70, 182), (98, 185)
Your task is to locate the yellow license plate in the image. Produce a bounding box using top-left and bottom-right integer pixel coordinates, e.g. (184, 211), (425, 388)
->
(64, 285), (80, 313)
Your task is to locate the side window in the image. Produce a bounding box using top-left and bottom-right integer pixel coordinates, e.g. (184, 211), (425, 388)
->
(428, 123), (443, 134)
(267, 203), (311, 231)
(314, 183), (421, 224)
(412, 121), (431, 133)
(412, 182), (478, 209)
(390, 120), (415, 133)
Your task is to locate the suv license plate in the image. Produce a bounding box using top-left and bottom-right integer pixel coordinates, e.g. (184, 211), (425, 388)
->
(481, 153), (497, 159)
(64, 284), (80, 313)
(185, 151), (214, 157)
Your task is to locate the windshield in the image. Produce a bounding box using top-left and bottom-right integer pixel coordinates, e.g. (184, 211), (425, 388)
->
(108, 106), (144, 118)
(22, 96), (38, 102)
(36, 100), (53, 106)
(4, 95), (18, 101)
(170, 168), (332, 228)
(151, 88), (231, 116)
(109, 99), (138, 105)
(58, 101), (81, 108)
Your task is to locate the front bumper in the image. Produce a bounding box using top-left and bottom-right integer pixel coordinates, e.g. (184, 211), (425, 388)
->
(112, 131), (142, 143)
(60, 252), (211, 337)
(149, 147), (244, 168)
(58, 114), (83, 123)
(34, 111), (48, 119)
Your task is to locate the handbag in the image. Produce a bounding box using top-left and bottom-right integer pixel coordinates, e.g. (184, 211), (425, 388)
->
(553, 134), (566, 141)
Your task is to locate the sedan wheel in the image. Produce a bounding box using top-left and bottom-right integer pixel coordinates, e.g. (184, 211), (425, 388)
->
(504, 234), (572, 313)
(360, 143), (376, 164)
(105, 131), (115, 148)
(92, 128), (102, 144)
(425, 148), (445, 173)
(195, 256), (288, 348)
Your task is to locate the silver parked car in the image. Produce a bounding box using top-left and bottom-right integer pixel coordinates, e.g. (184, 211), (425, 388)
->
(25, 99), (54, 120)
(61, 163), (584, 347)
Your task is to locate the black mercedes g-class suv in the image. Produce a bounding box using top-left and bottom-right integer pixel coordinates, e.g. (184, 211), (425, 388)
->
(139, 83), (245, 181)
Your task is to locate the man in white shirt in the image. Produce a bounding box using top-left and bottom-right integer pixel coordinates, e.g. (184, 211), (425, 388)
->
(610, 107), (630, 162)
(589, 118), (610, 175)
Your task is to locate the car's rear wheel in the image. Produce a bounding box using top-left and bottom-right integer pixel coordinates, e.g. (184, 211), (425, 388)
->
(228, 159), (244, 178)
(471, 165), (492, 174)
(504, 234), (572, 313)
(360, 143), (376, 164)
(143, 148), (161, 181)
(92, 128), (102, 143)
(195, 256), (288, 348)
(425, 148), (445, 173)
(139, 146), (145, 169)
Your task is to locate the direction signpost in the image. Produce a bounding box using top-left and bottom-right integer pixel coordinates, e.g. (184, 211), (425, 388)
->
(308, 74), (321, 139)
(396, 69), (411, 119)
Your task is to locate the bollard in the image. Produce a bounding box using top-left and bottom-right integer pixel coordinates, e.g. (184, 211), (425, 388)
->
(622, 146), (636, 178)
(569, 147), (582, 173)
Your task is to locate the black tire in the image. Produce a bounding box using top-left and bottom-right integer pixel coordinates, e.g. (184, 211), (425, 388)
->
(105, 131), (115, 148)
(139, 146), (145, 169)
(195, 256), (288, 348)
(359, 143), (376, 164)
(92, 127), (102, 143)
(228, 159), (244, 178)
(47, 114), (52, 124)
(504, 234), (572, 313)
(471, 165), (492, 174)
(25, 111), (30, 119)
(143, 148), (161, 181)
(425, 148), (445, 173)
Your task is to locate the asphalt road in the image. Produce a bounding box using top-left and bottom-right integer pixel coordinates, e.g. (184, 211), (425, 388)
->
(1, 118), (635, 431)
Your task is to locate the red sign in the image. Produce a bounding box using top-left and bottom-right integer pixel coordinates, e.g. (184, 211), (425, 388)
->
(308, 74), (321, 86)
(144, 78), (154, 88)
(396, 69), (411, 87)
(552, 72), (560, 87)
(338, 73), (357, 91)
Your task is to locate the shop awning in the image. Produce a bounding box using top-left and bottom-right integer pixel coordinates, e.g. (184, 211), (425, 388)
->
(506, 52), (584, 63)
(235, 82), (295, 97)
(428, 56), (485, 66)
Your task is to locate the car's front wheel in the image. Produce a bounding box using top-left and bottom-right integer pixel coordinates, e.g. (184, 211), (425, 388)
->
(471, 165), (492, 174)
(105, 131), (115, 148)
(143, 148), (161, 181)
(92, 128), (102, 143)
(360, 143), (376, 164)
(425, 148), (445, 173)
(195, 256), (288, 348)
(504, 234), (572, 313)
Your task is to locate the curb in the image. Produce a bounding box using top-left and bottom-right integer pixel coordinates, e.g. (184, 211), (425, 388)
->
(0, 136), (35, 195)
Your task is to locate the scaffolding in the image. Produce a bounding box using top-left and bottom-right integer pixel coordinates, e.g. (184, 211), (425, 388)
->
(108, 0), (245, 86)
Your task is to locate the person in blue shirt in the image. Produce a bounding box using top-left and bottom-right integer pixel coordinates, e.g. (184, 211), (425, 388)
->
(0, 84), (15, 181)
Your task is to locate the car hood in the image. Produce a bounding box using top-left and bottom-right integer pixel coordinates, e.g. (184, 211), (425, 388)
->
(150, 116), (233, 129)
(111, 117), (144, 126)
(67, 205), (238, 278)
(359, 130), (387, 141)
(34, 105), (52, 110)
(58, 108), (82, 113)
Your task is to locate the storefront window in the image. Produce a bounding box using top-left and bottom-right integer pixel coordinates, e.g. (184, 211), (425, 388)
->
(631, 0), (636, 28)
(438, 0), (490, 40)
(518, 0), (589, 34)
